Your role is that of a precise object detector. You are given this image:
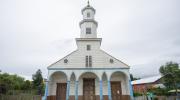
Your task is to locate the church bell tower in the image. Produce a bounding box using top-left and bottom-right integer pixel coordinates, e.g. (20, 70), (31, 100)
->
(79, 1), (98, 38)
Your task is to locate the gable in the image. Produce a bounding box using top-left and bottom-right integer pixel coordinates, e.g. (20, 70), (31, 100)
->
(100, 50), (130, 68)
(48, 49), (129, 69)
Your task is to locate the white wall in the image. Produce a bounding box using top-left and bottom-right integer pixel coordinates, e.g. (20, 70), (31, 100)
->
(80, 22), (97, 38)
(82, 9), (95, 19)
(49, 41), (129, 69)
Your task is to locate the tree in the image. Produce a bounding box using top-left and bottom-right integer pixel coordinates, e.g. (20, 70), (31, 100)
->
(0, 73), (31, 94)
(159, 61), (180, 95)
(130, 74), (141, 81)
(22, 80), (32, 90)
(32, 69), (44, 95)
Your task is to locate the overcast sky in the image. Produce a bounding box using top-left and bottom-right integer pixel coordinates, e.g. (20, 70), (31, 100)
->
(0, 0), (180, 80)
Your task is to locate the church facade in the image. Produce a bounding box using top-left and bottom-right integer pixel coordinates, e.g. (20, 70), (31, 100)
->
(46, 2), (133, 100)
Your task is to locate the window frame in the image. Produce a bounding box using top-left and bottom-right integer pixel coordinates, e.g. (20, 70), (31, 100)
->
(87, 45), (91, 51)
(86, 28), (91, 34)
(87, 12), (90, 18)
(89, 56), (92, 67)
(85, 55), (92, 67)
(86, 56), (89, 67)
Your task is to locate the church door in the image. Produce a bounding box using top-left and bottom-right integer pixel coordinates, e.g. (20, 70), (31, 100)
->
(83, 78), (95, 100)
(111, 81), (122, 100)
(56, 83), (67, 100)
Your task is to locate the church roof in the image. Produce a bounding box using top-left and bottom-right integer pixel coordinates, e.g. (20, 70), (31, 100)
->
(81, 3), (96, 14)
(131, 75), (162, 85)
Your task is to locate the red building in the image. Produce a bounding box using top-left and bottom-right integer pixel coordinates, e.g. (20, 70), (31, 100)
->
(132, 75), (164, 93)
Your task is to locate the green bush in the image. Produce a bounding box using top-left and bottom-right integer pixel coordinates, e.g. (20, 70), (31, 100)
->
(147, 87), (170, 96)
(133, 92), (143, 97)
(154, 97), (158, 100)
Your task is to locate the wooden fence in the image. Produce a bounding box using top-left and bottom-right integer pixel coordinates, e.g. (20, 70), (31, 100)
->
(134, 96), (180, 100)
(0, 95), (41, 100)
(134, 96), (147, 100)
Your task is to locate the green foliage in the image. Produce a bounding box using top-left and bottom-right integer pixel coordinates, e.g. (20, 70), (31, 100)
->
(0, 73), (32, 94)
(22, 80), (32, 90)
(130, 74), (141, 81)
(32, 69), (44, 95)
(0, 73), (25, 90)
(159, 61), (180, 95)
(0, 70), (45, 95)
(133, 92), (143, 97)
(154, 97), (158, 100)
(147, 87), (170, 96)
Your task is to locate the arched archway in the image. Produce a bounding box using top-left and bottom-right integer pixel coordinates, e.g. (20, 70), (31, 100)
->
(110, 71), (129, 100)
(49, 71), (67, 83)
(48, 71), (67, 100)
(78, 72), (99, 100)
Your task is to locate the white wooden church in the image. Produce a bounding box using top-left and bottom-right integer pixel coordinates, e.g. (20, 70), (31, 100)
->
(45, 2), (133, 100)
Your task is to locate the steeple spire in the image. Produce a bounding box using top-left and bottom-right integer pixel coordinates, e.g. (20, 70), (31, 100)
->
(87, 0), (90, 7)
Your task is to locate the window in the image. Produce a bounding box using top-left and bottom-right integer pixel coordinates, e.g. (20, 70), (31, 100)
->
(86, 56), (88, 67)
(89, 56), (92, 67)
(85, 56), (92, 67)
(87, 45), (91, 51)
(86, 28), (91, 34)
(87, 12), (90, 17)
(64, 59), (68, 63)
(110, 59), (114, 63)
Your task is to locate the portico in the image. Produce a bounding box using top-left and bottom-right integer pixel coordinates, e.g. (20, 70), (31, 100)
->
(47, 69), (131, 100)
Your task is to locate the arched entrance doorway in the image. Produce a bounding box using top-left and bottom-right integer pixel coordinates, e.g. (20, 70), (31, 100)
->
(78, 72), (99, 100)
(110, 71), (127, 100)
(49, 71), (67, 100)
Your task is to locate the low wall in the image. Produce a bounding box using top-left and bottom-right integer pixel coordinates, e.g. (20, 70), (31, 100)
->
(0, 95), (41, 100)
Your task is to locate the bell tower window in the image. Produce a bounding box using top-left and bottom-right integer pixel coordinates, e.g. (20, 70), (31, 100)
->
(86, 28), (91, 34)
(87, 12), (90, 17)
(87, 45), (91, 51)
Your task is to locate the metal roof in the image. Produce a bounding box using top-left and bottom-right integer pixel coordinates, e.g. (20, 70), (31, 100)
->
(131, 75), (162, 85)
